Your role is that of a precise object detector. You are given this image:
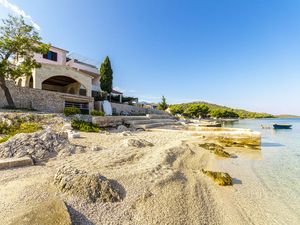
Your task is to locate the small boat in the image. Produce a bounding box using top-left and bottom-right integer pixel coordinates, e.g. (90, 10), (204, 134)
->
(273, 124), (292, 129)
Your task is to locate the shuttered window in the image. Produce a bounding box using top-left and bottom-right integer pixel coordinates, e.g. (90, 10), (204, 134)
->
(43, 51), (58, 61)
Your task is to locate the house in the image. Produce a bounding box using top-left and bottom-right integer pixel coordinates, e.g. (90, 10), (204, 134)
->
(15, 45), (101, 113)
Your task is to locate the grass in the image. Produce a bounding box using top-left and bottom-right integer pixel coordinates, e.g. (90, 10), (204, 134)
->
(71, 120), (100, 132)
(202, 169), (233, 186)
(0, 122), (41, 143)
(90, 110), (105, 116)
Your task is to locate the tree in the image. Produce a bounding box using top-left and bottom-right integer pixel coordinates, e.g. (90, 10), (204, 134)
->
(100, 56), (113, 94)
(157, 96), (168, 110)
(183, 104), (210, 118)
(0, 15), (49, 108)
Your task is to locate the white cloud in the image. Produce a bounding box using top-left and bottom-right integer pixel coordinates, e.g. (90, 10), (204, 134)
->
(0, 0), (40, 30)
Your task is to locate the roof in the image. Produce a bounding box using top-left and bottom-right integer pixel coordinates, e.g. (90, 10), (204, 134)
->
(111, 89), (123, 95)
(49, 45), (69, 53)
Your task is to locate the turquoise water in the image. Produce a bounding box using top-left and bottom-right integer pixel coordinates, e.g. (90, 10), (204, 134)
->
(224, 119), (300, 224)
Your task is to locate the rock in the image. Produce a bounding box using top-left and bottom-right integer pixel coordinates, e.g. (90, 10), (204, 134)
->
(8, 198), (72, 225)
(121, 131), (133, 136)
(67, 130), (80, 139)
(117, 125), (129, 132)
(0, 129), (82, 162)
(198, 142), (231, 158)
(199, 143), (224, 151)
(124, 139), (154, 148)
(91, 146), (102, 151)
(54, 166), (121, 203)
(213, 148), (231, 158)
(61, 123), (72, 131)
(202, 169), (233, 186)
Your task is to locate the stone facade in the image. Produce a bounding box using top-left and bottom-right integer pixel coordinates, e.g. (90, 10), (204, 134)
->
(17, 64), (93, 97)
(0, 81), (93, 113)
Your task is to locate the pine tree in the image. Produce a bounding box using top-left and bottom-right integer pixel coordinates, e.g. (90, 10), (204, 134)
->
(157, 96), (168, 110)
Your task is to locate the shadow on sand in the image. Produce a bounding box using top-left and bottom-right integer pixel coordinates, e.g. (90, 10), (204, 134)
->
(67, 204), (95, 225)
(232, 178), (242, 185)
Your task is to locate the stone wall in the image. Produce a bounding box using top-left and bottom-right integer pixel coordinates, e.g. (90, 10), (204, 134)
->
(94, 101), (166, 116)
(0, 81), (94, 113)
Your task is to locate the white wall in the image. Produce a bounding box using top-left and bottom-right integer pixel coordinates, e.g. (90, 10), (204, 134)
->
(33, 46), (67, 66)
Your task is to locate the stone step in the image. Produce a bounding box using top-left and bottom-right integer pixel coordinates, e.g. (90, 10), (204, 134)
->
(135, 121), (180, 130)
(146, 114), (173, 119)
(0, 157), (33, 170)
(126, 119), (176, 126)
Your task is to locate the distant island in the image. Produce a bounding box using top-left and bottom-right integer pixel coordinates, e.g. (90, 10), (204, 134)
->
(168, 101), (274, 119)
(275, 114), (300, 118)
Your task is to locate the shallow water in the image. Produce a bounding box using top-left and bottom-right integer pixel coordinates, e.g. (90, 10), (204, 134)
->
(223, 119), (300, 224)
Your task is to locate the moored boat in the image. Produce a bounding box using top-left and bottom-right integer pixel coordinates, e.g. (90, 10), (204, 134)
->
(273, 124), (292, 129)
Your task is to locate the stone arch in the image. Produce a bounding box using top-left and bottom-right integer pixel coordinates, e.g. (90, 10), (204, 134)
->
(34, 65), (93, 97)
(41, 75), (88, 96)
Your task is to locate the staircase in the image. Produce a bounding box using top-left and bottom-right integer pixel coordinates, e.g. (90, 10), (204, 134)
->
(123, 114), (179, 130)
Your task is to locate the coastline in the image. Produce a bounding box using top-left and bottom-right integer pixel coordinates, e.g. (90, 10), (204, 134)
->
(1, 117), (299, 224)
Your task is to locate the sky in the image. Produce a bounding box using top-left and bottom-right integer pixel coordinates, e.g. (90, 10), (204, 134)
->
(0, 0), (300, 115)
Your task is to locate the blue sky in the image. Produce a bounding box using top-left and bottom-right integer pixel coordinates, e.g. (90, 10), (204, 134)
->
(1, 0), (300, 115)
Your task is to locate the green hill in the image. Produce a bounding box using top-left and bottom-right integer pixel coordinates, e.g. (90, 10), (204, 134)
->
(168, 101), (274, 119)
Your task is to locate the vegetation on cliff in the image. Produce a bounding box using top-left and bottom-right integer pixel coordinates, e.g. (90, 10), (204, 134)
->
(168, 101), (274, 119)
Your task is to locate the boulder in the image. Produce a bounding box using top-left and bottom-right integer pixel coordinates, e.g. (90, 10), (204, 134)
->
(54, 165), (121, 203)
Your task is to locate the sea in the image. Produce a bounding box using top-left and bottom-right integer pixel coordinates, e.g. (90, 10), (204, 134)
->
(223, 118), (300, 224)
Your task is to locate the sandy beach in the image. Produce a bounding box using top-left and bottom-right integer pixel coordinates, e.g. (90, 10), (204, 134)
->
(1, 122), (299, 225)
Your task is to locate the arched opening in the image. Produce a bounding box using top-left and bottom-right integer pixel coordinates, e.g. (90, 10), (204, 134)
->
(41, 75), (87, 96)
(29, 76), (33, 88)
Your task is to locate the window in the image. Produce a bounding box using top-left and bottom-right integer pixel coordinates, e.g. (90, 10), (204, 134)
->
(43, 51), (58, 61)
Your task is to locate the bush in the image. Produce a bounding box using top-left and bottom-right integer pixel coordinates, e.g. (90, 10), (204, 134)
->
(64, 107), (81, 116)
(90, 110), (105, 116)
(71, 120), (99, 132)
(168, 105), (185, 115)
(0, 122), (41, 143)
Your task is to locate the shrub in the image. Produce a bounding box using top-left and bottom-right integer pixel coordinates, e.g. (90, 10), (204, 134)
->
(168, 104), (185, 115)
(71, 120), (99, 132)
(0, 122), (41, 143)
(64, 107), (81, 116)
(90, 110), (105, 116)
